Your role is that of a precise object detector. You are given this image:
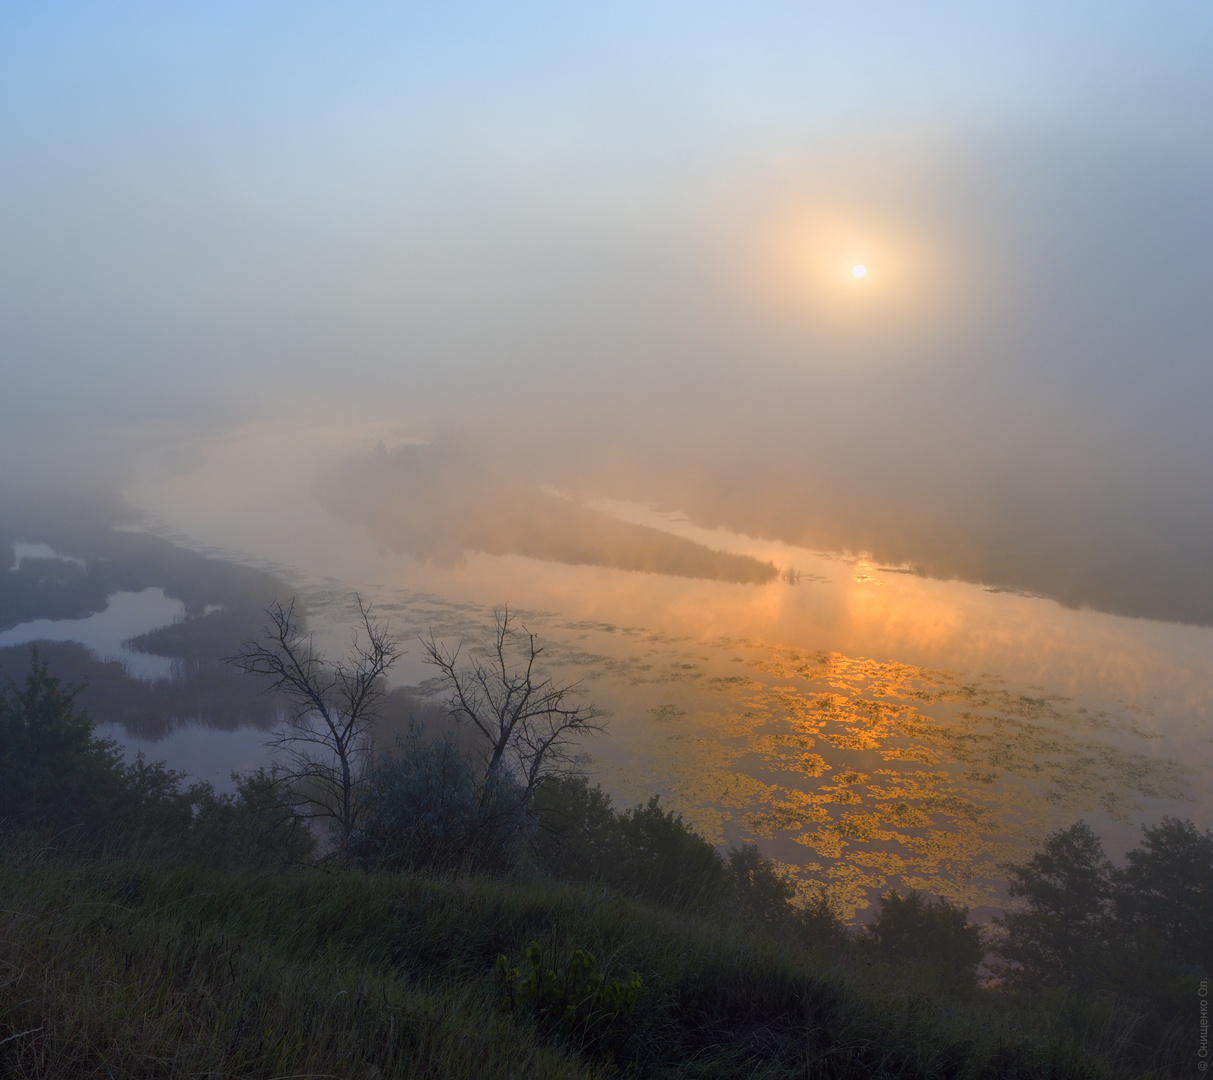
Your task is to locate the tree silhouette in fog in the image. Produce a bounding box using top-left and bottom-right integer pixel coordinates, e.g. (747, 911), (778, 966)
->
(422, 608), (604, 808)
(228, 596), (401, 841)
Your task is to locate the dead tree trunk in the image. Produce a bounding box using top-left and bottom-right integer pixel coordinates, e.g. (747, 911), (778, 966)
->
(422, 607), (604, 807)
(227, 595), (401, 841)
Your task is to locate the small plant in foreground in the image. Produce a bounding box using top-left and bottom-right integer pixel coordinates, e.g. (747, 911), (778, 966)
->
(495, 942), (641, 1044)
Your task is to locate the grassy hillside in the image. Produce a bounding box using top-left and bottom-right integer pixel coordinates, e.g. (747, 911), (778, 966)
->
(0, 643), (1201, 1078)
(0, 853), (1143, 1080)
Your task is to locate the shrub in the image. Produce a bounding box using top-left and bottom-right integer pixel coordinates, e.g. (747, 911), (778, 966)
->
(531, 778), (808, 921)
(347, 728), (528, 874)
(529, 773), (617, 881)
(726, 843), (798, 925)
(0, 650), (194, 847)
(1, 649), (125, 829)
(791, 884), (851, 952)
(601, 796), (733, 909)
(190, 767), (318, 869)
(495, 941), (641, 1045)
(868, 889), (985, 986)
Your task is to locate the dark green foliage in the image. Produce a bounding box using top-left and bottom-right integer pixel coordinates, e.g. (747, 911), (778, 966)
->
(529, 771), (618, 879)
(0, 651), (312, 868)
(991, 818), (1211, 1074)
(726, 842), (798, 924)
(868, 889), (985, 987)
(495, 942), (641, 1045)
(190, 767), (318, 869)
(792, 883), (852, 952)
(1114, 816), (1213, 974)
(348, 729), (528, 874)
(531, 777), (846, 946)
(0, 650), (194, 844)
(608, 795), (733, 908)
(532, 777), (730, 908)
(994, 815), (1213, 989)
(0, 649), (123, 828)
(531, 778), (844, 950)
(995, 821), (1115, 988)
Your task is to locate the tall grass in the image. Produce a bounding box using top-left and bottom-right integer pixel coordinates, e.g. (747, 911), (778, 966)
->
(0, 861), (601, 1079)
(0, 850), (1156, 1079)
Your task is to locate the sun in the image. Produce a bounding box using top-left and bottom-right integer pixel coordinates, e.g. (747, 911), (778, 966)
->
(743, 196), (974, 354)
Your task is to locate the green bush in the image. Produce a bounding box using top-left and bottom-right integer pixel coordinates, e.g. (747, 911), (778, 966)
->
(348, 729), (529, 874)
(190, 767), (318, 869)
(531, 778), (732, 909)
(608, 795), (732, 908)
(0, 650), (194, 846)
(495, 941), (641, 1046)
(726, 843), (798, 925)
(529, 772), (618, 879)
(0, 650), (313, 868)
(868, 889), (985, 987)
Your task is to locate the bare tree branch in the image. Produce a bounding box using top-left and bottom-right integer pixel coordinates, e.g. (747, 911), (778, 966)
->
(422, 607), (605, 807)
(227, 595), (401, 840)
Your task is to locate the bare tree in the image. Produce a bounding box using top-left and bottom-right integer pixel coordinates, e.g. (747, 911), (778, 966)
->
(422, 608), (605, 807)
(228, 596), (401, 840)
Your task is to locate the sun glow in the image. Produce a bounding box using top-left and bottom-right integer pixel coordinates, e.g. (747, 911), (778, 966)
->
(735, 196), (973, 357)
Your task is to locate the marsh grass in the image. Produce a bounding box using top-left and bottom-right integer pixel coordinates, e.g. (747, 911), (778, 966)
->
(0, 862), (600, 1079)
(0, 850), (1160, 1080)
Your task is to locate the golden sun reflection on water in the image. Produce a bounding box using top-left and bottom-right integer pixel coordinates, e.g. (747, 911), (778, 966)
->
(526, 628), (1190, 918)
(130, 433), (1213, 919)
(333, 516), (1209, 919)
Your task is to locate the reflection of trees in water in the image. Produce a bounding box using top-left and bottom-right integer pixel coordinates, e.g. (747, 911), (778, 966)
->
(0, 642), (281, 738)
(0, 498), (297, 739)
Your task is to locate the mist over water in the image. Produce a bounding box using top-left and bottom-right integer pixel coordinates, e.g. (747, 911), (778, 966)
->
(2, 4), (1211, 909)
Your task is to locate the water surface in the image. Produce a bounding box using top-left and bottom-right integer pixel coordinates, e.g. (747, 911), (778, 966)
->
(125, 434), (1213, 915)
(0, 587), (185, 682)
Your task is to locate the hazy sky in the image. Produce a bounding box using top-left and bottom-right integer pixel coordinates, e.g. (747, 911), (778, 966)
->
(3, 3), (1211, 621)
